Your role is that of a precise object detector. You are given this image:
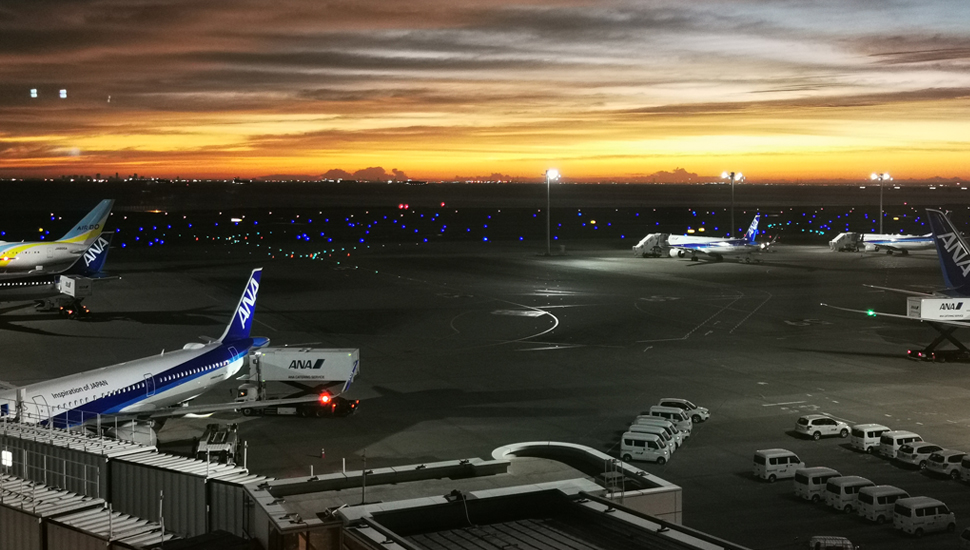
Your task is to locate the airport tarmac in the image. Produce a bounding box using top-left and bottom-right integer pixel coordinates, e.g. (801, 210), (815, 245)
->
(3, 241), (969, 549)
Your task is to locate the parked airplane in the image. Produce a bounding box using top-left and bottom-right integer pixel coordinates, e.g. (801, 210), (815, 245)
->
(0, 232), (114, 317)
(822, 209), (970, 359)
(0, 268), (323, 440)
(668, 214), (769, 262)
(0, 199), (114, 276)
(828, 232), (933, 254)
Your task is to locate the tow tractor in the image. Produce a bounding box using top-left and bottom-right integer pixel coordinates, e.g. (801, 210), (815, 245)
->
(235, 347), (360, 417)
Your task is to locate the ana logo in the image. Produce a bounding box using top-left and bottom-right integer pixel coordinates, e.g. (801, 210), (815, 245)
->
(936, 232), (970, 278)
(288, 359), (325, 370)
(82, 236), (109, 267)
(940, 302), (963, 311)
(236, 277), (260, 328)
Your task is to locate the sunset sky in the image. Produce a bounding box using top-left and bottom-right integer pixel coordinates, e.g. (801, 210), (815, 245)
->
(1, 0), (969, 181)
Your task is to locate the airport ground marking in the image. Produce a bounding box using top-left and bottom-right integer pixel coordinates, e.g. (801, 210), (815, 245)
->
(729, 292), (772, 334)
(762, 401), (806, 407)
(637, 291), (744, 343)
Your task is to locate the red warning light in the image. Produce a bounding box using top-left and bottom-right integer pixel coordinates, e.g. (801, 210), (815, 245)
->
(398, 203), (404, 209)
(319, 394), (331, 404)
(440, 202), (445, 207)
(404, 204), (409, 210)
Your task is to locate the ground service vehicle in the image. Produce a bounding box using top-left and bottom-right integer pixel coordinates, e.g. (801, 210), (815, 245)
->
(753, 449), (802, 482)
(849, 423), (890, 453)
(236, 347), (360, 417)
(893, 496), (956, 537)
(857, 485), (909, 524)
(194, 423), (239, 464)
(794, 467), (840, 502)
(620, 432), (670, 464)
(878, 430), (922, 459)
(807, 536), (857, 550)
(824, 476), (874, 514)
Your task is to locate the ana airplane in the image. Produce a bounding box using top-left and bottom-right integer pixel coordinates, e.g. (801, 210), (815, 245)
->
(0, 268), (322, 440)
(823, 209), (970, 359)
(0, 199), (114, 276)
(0, 232), (114, 317)
(828, 231), (933, 255)
(668, 214), (770, 262)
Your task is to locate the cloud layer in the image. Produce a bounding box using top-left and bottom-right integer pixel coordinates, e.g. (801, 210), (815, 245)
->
(1, 0), (969, 179)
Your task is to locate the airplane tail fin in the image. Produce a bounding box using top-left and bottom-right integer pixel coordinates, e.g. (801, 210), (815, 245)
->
(62, 232), (113, 277)
(218, 268), (263, 343)
(926, 209), (970, 292)
(744, 214), (760, 243)
(57, 199), (114, 246)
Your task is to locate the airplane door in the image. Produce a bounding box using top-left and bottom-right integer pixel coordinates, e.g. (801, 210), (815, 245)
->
(144, 374), (156, 397)
(32, 395), (51, 423)
(47, 246), (53, 259)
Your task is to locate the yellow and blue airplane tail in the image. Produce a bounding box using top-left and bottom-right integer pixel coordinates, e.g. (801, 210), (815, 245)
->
(56, 199), (114, 246)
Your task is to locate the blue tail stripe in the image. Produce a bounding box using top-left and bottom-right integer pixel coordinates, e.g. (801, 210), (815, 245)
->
(927, 209), (970, 291)
(219, 268), (263, 343)
(63, 232), (113, 276)
(745, 214), (760, 243)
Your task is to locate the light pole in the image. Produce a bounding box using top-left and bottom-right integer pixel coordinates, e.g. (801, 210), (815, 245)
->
(545, 169), (559, 255)
(721, 171), (744, 236)
(871, 172), (891, 234)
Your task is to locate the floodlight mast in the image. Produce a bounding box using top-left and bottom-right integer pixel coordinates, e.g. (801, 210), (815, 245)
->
(721, 171), (744, 236)
(871, 172), (892, 233)
(546, 169), (560, 255)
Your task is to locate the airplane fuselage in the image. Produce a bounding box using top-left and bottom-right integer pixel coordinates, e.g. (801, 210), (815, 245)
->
(862, 234), (934, 252)
(0, 339), (253, 428)
(0, 241), (89, 275)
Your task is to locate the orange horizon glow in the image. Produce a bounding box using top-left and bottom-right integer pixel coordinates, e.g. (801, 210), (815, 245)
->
(2, 1), (970, 181)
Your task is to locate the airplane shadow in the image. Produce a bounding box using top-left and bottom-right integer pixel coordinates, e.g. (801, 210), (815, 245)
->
(788, 348), (907, 360)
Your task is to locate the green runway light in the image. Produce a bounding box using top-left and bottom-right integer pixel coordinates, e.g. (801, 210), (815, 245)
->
(866, 309), (876, 316)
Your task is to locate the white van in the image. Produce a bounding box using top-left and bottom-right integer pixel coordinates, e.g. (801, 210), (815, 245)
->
(646, 406), (693, 434)
(632, 416), (683, 448)
(878, 430), (923, 459)
(620, 431), (670, 464)
(753, 448), (803, 482)
(893, 496), (956, 536)
(849, 423), (890, 453)
(857, 485), (909, 524)
(794, 467), (840, 502)
(628, 423), (676, 452)
(824, 476), (873, 513)
(807, 536), (857, 550)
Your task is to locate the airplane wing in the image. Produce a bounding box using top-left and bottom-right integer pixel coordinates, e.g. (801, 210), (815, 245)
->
(862, 284), (935, 297)
(142, 394), (324, 419)
(820, 303), (970, 328)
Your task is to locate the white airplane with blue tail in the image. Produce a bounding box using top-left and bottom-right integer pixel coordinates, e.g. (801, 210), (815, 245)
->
(0, 268), (324, 440)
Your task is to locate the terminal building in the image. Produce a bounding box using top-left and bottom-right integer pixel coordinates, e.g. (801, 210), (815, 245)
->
(1, 421), (751, 550)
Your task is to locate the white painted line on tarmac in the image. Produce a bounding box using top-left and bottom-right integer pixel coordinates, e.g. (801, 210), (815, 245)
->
(823, 412), (855, 423)
(762, 401), (806, 407)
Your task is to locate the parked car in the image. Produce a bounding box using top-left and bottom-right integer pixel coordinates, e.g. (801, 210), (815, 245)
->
(925, 449), (967, 479)
(893, 496), (956, 537)
(753, 448), (803, 482)
(896, 443), (943, 470)
(795, 415), (849, 440)
(849, 423), (890, 453)
(657, 398), (710, 423)
(808, 536), (857, 550)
